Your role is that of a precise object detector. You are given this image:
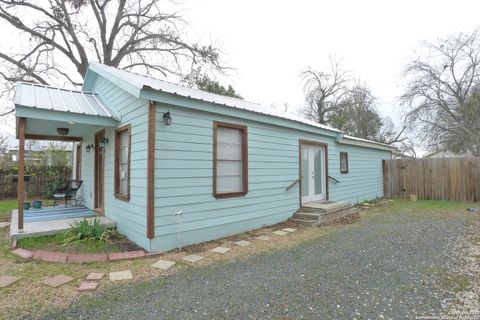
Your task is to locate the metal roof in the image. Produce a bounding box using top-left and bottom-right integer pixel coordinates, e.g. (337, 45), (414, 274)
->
(15, 82), (118, 120)
(87, 63), (341, 134)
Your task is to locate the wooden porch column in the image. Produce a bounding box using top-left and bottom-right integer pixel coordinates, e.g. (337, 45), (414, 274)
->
(17, 117), (26, 232)
(146, 101), (156, 239)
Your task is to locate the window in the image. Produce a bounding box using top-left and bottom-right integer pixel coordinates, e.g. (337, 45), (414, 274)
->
(340, 152), (348, 173)
(213, 122), (248, 198)
(75, 143), (82, 179)
(115, 125), (131, 200)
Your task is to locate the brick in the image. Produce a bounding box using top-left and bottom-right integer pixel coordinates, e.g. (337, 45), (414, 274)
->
(11, 248), (34, 260)
(41, 274), (74, 288)
(151, 260), (176, 270)
(86, 272), (105, 281)
(34, 250), (68, 263)
(109, 270), (133, 281)
(108, 250), (145, 261)
(77, 281), (99, 292)
(67, 253), (108, 264)
(182, 254), (204, 263)
(0, 276), (21, 288)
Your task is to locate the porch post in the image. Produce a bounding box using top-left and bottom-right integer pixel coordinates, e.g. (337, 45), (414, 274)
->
(17, 117), (26, 232)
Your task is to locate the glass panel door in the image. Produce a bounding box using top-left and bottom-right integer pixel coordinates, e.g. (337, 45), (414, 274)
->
(301, 144), (326, 203)
(301, 147), (309, 197)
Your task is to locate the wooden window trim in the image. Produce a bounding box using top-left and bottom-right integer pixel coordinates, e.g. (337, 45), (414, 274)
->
(114, 124), (131, 201)
(213, 121), (248, 199)
(75, 143), (82, 180)
(340, 152), (349, 174)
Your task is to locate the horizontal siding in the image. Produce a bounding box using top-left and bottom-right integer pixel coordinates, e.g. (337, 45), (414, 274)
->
(79, 76), (150, 250)
(151, 104), (390, 251)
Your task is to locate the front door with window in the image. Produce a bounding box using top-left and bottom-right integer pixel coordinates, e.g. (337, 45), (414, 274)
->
(301, 143), (326, 203)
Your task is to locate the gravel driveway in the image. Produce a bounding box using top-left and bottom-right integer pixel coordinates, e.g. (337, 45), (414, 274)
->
(40, 209), (477, 319)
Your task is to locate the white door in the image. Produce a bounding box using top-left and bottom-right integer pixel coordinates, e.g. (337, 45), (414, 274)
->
(301, 144), (326, 203)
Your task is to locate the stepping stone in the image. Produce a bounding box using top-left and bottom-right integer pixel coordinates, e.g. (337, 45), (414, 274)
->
(234, 240), (252, 247)
(151, 259), (176, 270)
(256, 235), (272, 241)
(68, 253), (108, 264)
(0, 222), (10, 228)
(272, 230), (288, 236)
(182, 254), (204, 263)
(282, 228), (297, 233)
(41, 274), (74, 288)
(210, 246), (231, 254)
(11, 248), (34, 260)
(0, 276), (21, 288)
(108, 250), (145, 261)
(34, 250), (68, 263)
(109, 270), (133, 281)
(77, 281), (99, 292)
(86, 272), (105, 281)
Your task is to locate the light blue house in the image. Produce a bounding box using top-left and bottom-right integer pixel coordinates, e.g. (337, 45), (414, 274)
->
(14, 63), (394, 252)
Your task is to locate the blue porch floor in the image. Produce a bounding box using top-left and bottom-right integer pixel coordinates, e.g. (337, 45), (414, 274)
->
(24, 205), (96, 222)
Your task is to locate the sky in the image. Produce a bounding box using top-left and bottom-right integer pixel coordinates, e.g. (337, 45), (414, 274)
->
(1, 0), (480, 145)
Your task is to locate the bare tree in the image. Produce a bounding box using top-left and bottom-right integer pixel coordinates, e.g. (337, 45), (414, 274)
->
(401, 29), (480, 156)
(0, 0), (224, 115)
(300, 57), (350, 124)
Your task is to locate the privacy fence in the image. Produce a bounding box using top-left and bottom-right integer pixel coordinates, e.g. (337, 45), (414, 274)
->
(383, 158), (480, 202)
(0, 166), (72, 200)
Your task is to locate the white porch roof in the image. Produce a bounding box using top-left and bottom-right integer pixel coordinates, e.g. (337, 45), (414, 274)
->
(15, 82), (119, 140)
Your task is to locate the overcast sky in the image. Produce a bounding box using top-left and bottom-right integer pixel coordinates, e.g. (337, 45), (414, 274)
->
(184, 0), (480, 124)
(2, 0), (480, 145)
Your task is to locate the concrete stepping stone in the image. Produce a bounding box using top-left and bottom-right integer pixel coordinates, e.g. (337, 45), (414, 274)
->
(109, 270), (133, 281)
(210, 246), (231, 254)
(0, 222), (10, 228)
(234, 240), (252, 247)
(282, 228), (297, 233)
(11, 248), (34, 260)
(151, 259), (176, 270)
(272, 230), (288, 236)
(86, 272), (105, 281)
(77, 281), (99, 292)
(0, 276), (21, 288)
(256, 235), (272, 241)
(41, 274), (74, 288)
(182, 254), (204, 263)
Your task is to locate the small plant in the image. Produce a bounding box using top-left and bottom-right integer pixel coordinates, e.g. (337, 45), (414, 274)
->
(63, 218), (118, 245)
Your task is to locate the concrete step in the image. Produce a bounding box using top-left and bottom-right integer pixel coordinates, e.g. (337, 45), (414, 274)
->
(293, 212), (321, 220)
(290, 218), (318, 227)
(290, 207), (359, 227)
(301, 201), (352, 214)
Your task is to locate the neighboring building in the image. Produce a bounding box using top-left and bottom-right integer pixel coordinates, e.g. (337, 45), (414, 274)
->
(14, 63), (395, 252)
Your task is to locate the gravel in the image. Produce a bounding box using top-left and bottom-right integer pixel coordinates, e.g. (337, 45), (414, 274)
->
(39, 210), (476, 320)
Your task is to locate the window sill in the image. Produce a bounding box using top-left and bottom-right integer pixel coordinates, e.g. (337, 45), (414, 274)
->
(114, 194), (130, 202)
(214, 191), (247, 199)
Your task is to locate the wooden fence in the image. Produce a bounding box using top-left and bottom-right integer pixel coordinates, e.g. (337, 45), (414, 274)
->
(0, 166), (72, 200)
(383, 158), (480, 202)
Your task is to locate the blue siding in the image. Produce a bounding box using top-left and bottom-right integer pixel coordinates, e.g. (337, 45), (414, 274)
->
(150, 104), (390, 252)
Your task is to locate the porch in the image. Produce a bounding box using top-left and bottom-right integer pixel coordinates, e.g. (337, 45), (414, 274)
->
(10, 205), (116, 240)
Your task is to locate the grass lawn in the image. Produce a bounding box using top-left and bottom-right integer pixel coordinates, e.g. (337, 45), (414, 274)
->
(0, 198), (478, 319)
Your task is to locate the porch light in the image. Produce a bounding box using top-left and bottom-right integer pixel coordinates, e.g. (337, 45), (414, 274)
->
(56, 127), (69, 136)
(163, 111), (172, 126)
(100, 137), (109, 149)
(85, 144), (94, 153)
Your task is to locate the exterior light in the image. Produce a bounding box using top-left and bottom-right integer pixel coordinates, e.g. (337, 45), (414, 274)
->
(85, 144), (94, 153)
(57, 127), (69, 136)
(163, 111), (172, 126)
(100, 137), (109, 149)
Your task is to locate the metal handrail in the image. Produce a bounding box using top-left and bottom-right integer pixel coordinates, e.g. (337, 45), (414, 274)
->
(286, 177), (302, 191)
(328, 175), (340, 183)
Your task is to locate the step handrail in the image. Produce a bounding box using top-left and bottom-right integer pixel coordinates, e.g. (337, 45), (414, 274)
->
(328, 175), (340, 183)
(286, 177), (302, 191)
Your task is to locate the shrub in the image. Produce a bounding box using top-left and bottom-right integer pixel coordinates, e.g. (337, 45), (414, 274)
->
(63, 218), (117, 245)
